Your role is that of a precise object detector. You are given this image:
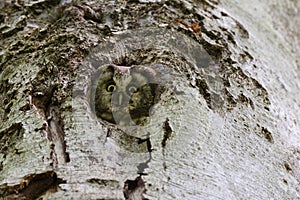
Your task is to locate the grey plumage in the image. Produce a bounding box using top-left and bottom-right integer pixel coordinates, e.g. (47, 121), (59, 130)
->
(94, 64), (158, 126)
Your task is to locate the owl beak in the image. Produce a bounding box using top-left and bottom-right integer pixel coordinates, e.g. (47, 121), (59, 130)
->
(112, 92), (129, 107)
(118, 93), (123, 106)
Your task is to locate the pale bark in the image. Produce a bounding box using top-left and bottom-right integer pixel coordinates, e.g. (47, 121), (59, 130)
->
(0, 0), (299, 199)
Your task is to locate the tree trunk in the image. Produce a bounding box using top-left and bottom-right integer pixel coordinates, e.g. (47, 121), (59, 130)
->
(0, 0), (299, 199)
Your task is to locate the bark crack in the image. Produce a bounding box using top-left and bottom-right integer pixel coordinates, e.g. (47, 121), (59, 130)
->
(0, 171), (66, 199)
(30, 90), (70, 168)
(161, 118), (173, 149)
(46, 106), (70, 167)
(123, 176), (148, 200)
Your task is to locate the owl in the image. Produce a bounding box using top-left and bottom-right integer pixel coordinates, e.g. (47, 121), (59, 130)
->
(93, 64), (159, 126)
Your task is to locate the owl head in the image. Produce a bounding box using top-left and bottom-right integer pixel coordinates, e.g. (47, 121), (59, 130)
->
(93, 64), (159, 126)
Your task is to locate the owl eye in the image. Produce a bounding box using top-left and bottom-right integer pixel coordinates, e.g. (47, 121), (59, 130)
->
(106, 83), (116, 92)
(127, 85), (138, 94)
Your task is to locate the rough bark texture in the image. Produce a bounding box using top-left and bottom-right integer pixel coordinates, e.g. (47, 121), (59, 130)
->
(0, 0), (299, 199)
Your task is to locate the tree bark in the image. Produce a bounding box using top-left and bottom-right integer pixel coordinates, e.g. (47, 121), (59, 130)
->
(0, 0), (299, 199)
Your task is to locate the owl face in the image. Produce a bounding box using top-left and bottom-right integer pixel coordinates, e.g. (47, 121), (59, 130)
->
(94, 65), (158, 126)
